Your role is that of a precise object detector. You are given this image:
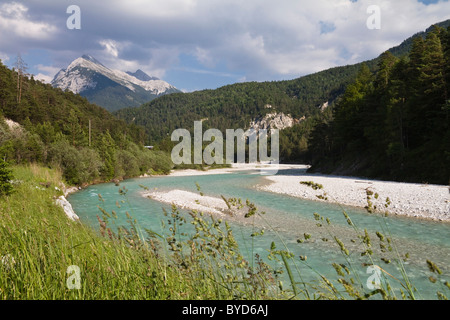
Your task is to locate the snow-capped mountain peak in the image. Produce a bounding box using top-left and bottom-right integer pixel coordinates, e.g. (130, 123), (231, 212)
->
(51, 55), (179, 111)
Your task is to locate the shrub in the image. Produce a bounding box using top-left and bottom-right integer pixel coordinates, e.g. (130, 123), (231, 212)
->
(115, 149), (140, 179)
(47, 139), (104, 185)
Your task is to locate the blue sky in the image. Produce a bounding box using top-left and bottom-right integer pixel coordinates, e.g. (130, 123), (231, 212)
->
(0, 0), (449, 92)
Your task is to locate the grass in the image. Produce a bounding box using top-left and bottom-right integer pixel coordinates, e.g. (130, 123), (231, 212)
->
(0, 164), (274, 299)
(1, 164), (448, 300)
(0, 165), (282, 300)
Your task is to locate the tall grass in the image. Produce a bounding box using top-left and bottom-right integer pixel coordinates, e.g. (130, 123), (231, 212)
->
(0, 164), (274, 299)
(1, 164), (448, 300)
(239, 181), (450, 300)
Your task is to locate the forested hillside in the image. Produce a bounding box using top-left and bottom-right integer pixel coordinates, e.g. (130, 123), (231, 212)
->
(0, 60), (172, 185)
(2, 21), (447, 185)
(115, 61), (371, 144)
(115, 20), (449, 184)
(116, 20), (449, 144)
(308, 26), (450, 185)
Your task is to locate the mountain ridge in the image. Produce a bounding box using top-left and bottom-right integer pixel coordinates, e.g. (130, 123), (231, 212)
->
(126, 69), (160, 81)
(115, 19), (450, 144)
(51, 55), (180, 112)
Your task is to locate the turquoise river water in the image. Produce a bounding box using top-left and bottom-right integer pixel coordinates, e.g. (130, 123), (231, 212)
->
(68, 169), (450, 299)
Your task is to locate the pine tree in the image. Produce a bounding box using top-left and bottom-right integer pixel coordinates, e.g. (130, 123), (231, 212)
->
(65, 109), (88, 147)
(366, 52), (399, 161)
(417, 28), (447, 145)
(420, 28), (446, 106)
(405, 36), (427, 149)
(96, 131), (116, 180)
(375, 51), (397, 91)
(0, 158), (13, 196)
(332, 64), (374, 153)
(386, 58), (409, 153)
(443, 27), (450, 114)
(407, 36), (425, 91)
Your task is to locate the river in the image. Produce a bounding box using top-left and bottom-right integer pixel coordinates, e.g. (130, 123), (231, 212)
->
(68, 169), (450, 299)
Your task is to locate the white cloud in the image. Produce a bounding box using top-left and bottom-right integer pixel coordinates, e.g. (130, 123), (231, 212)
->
(2, 0), (450, 87)
(113, 0), (198, 19)
(176, 66), (238, 78)
(34, 73), (53, 83)
(119, 0), (448, 80)
(93, 39), (180, 79)
(32, 64), (60, 83)
(99, 39), (120, 58)
(35, 64), (60, 75)
(0, 2), (57, 42)
(194, 47), (215, 68)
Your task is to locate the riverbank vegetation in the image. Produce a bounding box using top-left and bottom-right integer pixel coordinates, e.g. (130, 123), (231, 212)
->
(1, 163), (447, 300)
(0, 164), (265, 299)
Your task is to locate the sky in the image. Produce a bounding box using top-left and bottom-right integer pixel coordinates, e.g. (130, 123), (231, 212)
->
(0, 0), (449, 92)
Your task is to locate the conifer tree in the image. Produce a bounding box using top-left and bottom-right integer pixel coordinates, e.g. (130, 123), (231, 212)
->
(443, 27), (450, 113)
(375, 51), (397, 91)
(0, 158), (13, 196)
(420, 28), (446, 107)
(332, 64), (374, 153)
(65, 109), (88, 147)
(96, 131), (116, 180)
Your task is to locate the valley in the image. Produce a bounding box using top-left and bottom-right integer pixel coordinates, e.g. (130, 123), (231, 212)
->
(1, 4), (449, 302)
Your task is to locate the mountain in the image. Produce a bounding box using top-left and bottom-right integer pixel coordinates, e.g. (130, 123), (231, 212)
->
(0, 58), (174, 185)
(388, 19), (450, 58)
(51, 55), (180, 112)
(126, 69), (159, 81)
(307, 24), (450, 185)
(115, 20), (449, 184)
(116, 20), (450, 144)
(114, 48), (368, 142)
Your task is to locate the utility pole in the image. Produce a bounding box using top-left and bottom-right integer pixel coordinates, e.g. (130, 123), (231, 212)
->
(89, 119), (91, 147)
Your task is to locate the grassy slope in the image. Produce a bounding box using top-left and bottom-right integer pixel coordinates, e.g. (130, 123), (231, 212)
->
(0, 164), (259, 299)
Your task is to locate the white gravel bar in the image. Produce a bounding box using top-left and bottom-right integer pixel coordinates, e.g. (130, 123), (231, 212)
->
(258, 166), (450, 222)
(145, 190), (230, 216)
(146, 164), (450, 222)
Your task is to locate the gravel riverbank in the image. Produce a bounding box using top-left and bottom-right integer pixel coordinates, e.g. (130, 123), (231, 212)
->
(145, 164), (450, 222)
